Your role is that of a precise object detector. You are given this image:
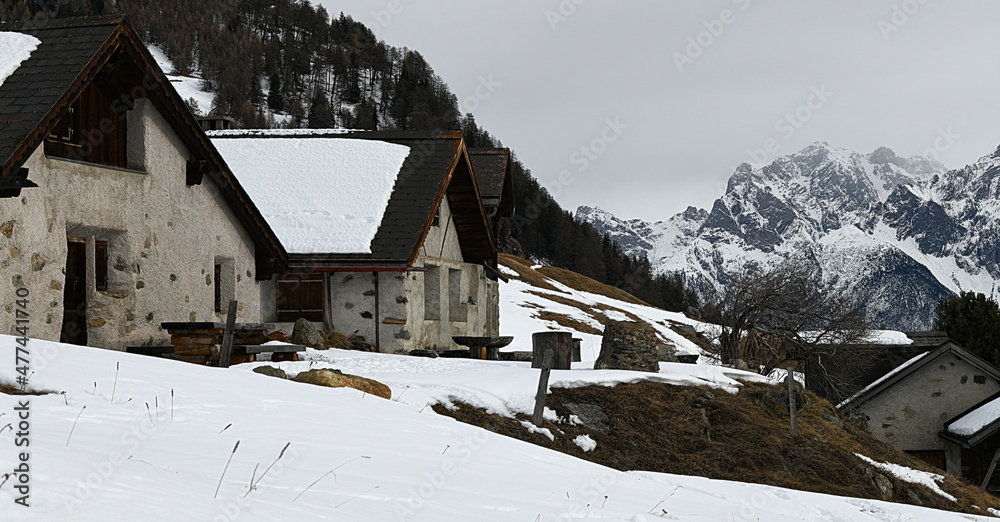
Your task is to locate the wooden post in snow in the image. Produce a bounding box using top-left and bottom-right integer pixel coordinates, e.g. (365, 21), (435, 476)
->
(532, 349), (554, 426)
(980, 449), (1000, 493)
(218, 300), (238, 368)
(532, 332), (572, 370)
(788, 366), (798, 436)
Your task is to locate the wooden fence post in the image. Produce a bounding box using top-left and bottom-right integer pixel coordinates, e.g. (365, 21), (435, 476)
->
(218, 300), (238, 368)
(532, 332), (572, 370)
(788, 366), (798, 436)
(980, 449), (1000, 493)
(532, 350), (554, 426)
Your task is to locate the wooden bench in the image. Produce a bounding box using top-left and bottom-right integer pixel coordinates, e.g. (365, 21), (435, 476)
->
(239, 344), (307, 362)
(126, 346), (175, 358)
(161, 320), (273, 365)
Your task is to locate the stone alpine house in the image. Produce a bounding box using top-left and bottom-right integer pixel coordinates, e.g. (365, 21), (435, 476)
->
(0, 15), (287, 349)
(839, 339), (1000, 491)
(210, 130), (505, 353)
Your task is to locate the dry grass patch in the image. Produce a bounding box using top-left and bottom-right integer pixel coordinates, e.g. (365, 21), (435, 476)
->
(537, 312), (603, 336)
(535, 264), (650, 306)
(499, 254), (564, 293)
(0, 382), (58, 396)
(433, 381), (1000, 517)
(665, 320), (712, 350)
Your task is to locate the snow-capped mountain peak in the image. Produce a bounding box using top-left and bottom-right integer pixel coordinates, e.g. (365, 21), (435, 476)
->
(579, 142), (998, 329)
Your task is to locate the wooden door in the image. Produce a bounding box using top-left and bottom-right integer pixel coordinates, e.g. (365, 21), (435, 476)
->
(61, 240), (88, 345)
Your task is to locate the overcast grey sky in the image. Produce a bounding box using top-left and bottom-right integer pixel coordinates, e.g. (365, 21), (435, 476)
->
(315, 1), (1000, 222)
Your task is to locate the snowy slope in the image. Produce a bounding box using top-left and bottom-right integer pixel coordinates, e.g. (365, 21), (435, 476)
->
(147, 45), (216, 117)
(497, 260), (710, 361)
(579, 142), (1000, 330)
(2, 337), (996, 521)
(147, 45), (292, 126)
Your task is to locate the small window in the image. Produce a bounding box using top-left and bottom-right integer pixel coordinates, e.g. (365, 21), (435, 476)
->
(95, 240), (109, 291)
(424, 266), (441, 320)
(275, 273), (324, 322)
(44, 82), (128, 168)
(49, 106), (77, 142)
(214, 264), (222, 313)
(449, 268), (465, 322)
(215, 258), (236, 315)
(432, 207), (440, 227)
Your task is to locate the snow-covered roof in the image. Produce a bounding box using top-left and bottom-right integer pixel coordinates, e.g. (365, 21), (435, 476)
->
(210, 135), (411, 254)
(800, 330), (913, 345)
(209, 128), (357, 137)
(864, 330), (913, 345)
(947, 395), (1000, 438)
(0, 31), (40, 89)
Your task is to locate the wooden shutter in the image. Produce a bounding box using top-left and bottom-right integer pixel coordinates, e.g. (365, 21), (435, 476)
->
(276, 274), (324, 322)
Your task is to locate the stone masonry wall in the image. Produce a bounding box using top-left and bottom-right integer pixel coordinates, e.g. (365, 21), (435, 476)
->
(857, 351), (1000, 452)
(0, 99), (263, 349)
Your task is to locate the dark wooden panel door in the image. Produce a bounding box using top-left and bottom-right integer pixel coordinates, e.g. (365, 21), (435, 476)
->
(907, 450), (946, 471)
(61, 240), (87, 345)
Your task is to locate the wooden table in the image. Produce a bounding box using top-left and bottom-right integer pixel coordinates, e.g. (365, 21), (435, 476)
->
(161, 322), (274, 365)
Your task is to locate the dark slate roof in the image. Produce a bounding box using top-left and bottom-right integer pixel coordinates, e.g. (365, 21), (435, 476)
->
(211, 130), (495, 267)
(903, 331), (951, 348)
(838, 341), (1000, 411)
(0, 15), (122, 176)
(468, 148), (509, 198)
(0, 15), (288, 276)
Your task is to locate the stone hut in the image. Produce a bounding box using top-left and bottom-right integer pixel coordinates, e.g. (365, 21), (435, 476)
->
(840, 341), (1000, 490)
(210, 130), (503, 353)
(0, 15), (286, 349)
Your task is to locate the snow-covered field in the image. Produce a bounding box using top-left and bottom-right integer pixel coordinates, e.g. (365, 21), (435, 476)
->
(0, 256), (985, 520)
(2, 337), (996, 521)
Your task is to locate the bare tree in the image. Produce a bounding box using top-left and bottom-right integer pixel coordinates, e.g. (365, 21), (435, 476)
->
(715, 261), (876, 396)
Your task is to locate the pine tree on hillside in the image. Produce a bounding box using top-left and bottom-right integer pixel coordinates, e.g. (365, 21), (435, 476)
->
(267, 73), (284, 112)
(0, 1), (702, 315)
(935, 292), (1000, 366)
(308, 89), (334, 128)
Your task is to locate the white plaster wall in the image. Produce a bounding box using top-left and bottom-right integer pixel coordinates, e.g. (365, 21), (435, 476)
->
(0, 99), (263, 349)
(857, 352), (1000, 452)
(267, 183), (501, 354)
(412, 197), (497, 351)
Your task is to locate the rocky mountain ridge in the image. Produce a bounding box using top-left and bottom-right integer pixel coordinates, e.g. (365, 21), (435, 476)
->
(577, 142), (1000, 329)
